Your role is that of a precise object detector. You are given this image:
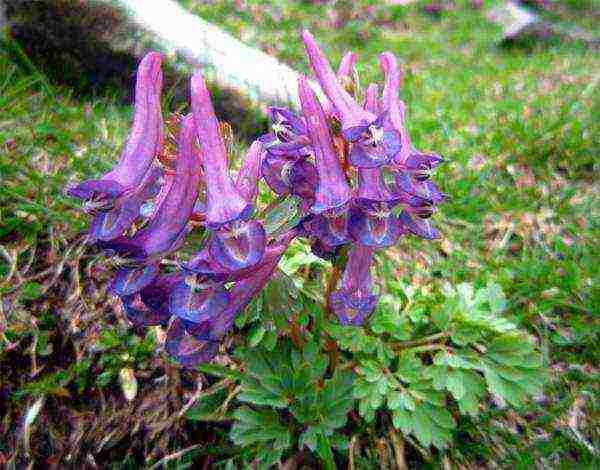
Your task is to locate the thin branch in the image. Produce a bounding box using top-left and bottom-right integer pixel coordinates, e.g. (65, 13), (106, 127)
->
(147, 444), (202, 470)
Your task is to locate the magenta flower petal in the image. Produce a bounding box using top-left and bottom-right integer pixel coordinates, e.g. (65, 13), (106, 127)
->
(110, 263), (159, 296)
(235, 141), (265, 204)
(399, 210), (440, 240)
(298, 77), (352, 214)
(191, 73), (251, 228)
(400, 151), (445, 180)
(301, 30), (374, 130)
(348, 206), (402, 248)
(209, 219), (266, 271)
(169, 280), (230, 326)
(337, 51), (358, 80)
(166, 318), (220, 367)
(69, 52), (164, 205)
(395, 172), (446, 204)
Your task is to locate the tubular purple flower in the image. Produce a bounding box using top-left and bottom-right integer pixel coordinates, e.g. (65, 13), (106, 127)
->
(399, 210), (440, 240)
(356, 167), (397, 208)
(69, 52), (164, 207)
(260, 107), (311, 157)
(209, 219), (266, 271)
(330, 244), (378, 325)
(301, 30), (374, 130)
(89, 166), (163, 242)
(364, 83), (381, 114)
(191, 72), (251, 228)
(303, 212), (350, 247)
(235, 140), (265, 204)
(169, 280), (230, 327)
(298, 77), (352, 214)
(105, 114), (202, 261)
(348, 205), (402, 248)
(262, 154), (317, 201)
(337, 51), (358, 80)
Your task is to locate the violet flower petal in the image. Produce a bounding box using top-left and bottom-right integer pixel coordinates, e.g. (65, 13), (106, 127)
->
(89, 166), (162, 241)
(191, 73), (251, 228)
(298, 77), (352, 214)
(235, 141), (265, 204)
(166, 318), (220, 367)
(121, 291), (171, 327)
(330, 244), (378, 325)
(119, 114), (202, 259)
(69, 52), (164, 203)
(355, 167), (398, 209)
(110, 263), (159, 296)
(399, 210), (440, 240)
(169, 281), (230, 326)
(301, 30), (374, 130)
(348, 206), (402, 248)
(209, 219), (267, 271)
(363, 83), (381, 114)
(304, 212), (350, 247)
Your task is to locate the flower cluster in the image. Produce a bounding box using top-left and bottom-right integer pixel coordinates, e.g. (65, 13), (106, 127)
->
(69, 31), (444, 367)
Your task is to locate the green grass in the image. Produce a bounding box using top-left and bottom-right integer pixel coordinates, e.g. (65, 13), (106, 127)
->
(2, 0), (599, 467)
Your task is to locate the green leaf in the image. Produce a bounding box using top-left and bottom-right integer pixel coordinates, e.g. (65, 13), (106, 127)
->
(21, 281), (43, 300)
(197, 363), (244, 380)
(358, 359), (383, 382)
(396, 353), (422, 383)
(186, 389), (228, 421)
(299, 426), (319, 452)
(316, 432), (337, 470)
(445, 371), (466, 400)
(231, 407), (291, 449)
(387, 390), (416, 411)
(248, 324), (266, 347)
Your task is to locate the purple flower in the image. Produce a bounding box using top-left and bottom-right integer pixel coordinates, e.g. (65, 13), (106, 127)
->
(259, 107), (311, 157)
(298, 76), (352, 214)
(235, 140), (266, 204)
(330, 244), (378, 325)
(399, 210), (440, 240)
(169, 279), (230, 328)
(363, 83), (381, 114)
(262, 154), (317, 201)
(191, 72), (252, 228)
(69, 52), (164, 210)
(166, 229), (299, 366)
(209, 219), (267, 271)
(121, 273), (182, 327)
(355, 167), (398, 209)
(103, 114), (202, 265)
(348, 205), (403, 248)
(302, 31), (400, 168)
(302, 30), (374, 131)
(303, 211), (350, 247)
(88, 165), (162, 242)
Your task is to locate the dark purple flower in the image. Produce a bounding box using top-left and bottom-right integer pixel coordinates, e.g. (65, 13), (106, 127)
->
(261, 154), (317, 201)
(169, 279), (230, 327)
(103, 114), (202, 262)
(302, 31), (400, 168)
(302, 30), (374, 131)
(259, 107), (311, 157)
(310, 238), (340, 261)
(348, 205), (402, 248)
(110, 263), (159, 297)
(330, 244), (378, 325)
(209, 219), (266, 271)
(166, 318), (220, 367)
(399, 210), (440, 240)
(298, 77), (352, 214)
(303, 211), (350, 247)
(69, 52), (164, 210)
(89, 166), (163, 241)
(191, 72), (252, 228)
